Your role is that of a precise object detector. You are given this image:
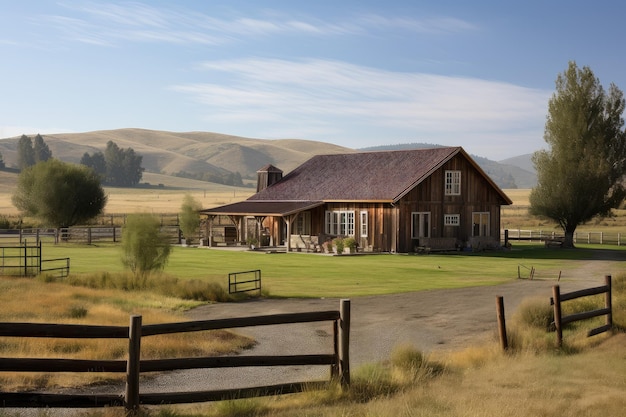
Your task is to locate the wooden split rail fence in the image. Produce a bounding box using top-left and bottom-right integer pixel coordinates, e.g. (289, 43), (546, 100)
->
(0, 299), (351, 412)
(496, 275), (613, 350)
(551, 275), (612, 347)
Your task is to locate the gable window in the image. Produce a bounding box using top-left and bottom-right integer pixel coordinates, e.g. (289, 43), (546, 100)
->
(360, 211), (368, 237)
(444, 214), (460, 226)
(294, 211), (311, 235)
(325, 210), (355, 236)
(411, 212), (431, 238)
(445, 170), (461, 195)
(472, 212), (490, 237)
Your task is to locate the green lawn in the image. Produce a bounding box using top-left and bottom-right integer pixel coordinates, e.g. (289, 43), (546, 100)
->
(40, 243), (626, 298)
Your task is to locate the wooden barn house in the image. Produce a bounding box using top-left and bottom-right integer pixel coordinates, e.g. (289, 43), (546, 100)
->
(200, 147), (512, 253)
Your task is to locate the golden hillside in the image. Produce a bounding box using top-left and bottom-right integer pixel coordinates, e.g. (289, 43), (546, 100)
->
(0, 128), (353, 178)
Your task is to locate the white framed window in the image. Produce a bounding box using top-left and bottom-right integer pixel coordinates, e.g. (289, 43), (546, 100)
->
(360, 211), (368, 237)
(472, 212), (490, 237)
(444, 214), (460, 226)
(445, 170), (461, 195)
(294, 211), (311, 235)
(325, 210), (355, 236)
(411, 212), (431, 238)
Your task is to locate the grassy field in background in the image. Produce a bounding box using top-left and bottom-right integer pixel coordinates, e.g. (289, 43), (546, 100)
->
(42, 242), (626, 298)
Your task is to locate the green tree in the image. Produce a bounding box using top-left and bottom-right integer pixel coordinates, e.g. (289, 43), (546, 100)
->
(80, 151), (107, 180)
(17, 134), (35, 170)
(33, 134), (52, 162)
(12, 159), (107, 227)
(529, 62), (626, 247)
(121, 213), (172, 285)
(179, 194), (202, 244)
(104, 141), (143, 186)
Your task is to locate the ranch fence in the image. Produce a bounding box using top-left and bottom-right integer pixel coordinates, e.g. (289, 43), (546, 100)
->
(551, 275), (612, 347)
(0, 299), (351, 412)
(228, 269), (262, 294)
(0, 241), (70, 278)
(503, 229), (626, 246)
(0, 226), (182, 245)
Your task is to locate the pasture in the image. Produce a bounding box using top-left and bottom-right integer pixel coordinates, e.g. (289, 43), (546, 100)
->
(40, 242), (626, 298)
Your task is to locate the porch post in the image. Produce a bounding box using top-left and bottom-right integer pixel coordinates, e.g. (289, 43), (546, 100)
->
(283, 212), (301, 253)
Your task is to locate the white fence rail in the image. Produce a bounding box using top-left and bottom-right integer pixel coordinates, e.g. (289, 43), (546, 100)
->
(503, 229), (625, 246)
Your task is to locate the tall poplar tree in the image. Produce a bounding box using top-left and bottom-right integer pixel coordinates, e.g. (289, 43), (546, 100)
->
(529, 62), (626, 247)
(17, 135), (35, 170)
(33, 134), (52, 162)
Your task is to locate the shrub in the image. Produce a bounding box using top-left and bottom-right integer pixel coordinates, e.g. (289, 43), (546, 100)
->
(121, 213), (172, 286)
(334, 238), (344, 254)
(179, 194), (202, 244)
(343, 237), (357, 251)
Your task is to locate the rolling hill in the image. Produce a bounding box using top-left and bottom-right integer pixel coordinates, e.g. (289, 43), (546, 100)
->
(0, 129), (536, 189)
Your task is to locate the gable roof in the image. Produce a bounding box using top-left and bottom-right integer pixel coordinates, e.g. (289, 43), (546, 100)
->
(201, 146), (512, 216)
(248, 146), (511, 204)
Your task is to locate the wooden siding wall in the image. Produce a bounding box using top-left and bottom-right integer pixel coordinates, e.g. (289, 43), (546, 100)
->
(312, 203), (393, 252)
(397, 154), (505, 252)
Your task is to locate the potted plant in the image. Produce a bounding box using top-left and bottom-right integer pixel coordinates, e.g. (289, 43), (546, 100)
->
(343, 237), (357, 254)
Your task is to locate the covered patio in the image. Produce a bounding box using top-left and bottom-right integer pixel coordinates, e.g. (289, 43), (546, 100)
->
(199, 200), (324, 252)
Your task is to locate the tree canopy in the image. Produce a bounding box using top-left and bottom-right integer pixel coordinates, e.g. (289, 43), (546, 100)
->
(17, 134), (52, 170)
(12, 159), (107, 227)
(17, 135), (36, 170)
(529, 62), (626, 247)
(33, 134), (52, 163)
(81, 140), (143, 186)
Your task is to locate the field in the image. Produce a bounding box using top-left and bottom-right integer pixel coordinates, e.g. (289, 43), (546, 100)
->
(2, 178), (626, 416)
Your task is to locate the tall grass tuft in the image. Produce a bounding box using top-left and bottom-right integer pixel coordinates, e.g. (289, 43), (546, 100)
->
(64, 272), (233, 302)
(508, 296), (557, 353)
(347, 344), (442, 403)
(214, 398), (268, 417)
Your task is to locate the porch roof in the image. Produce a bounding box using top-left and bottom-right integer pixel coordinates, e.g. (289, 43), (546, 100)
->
(199, 200), (324, 217)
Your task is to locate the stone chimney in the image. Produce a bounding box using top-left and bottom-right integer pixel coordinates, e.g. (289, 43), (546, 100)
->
(256, 164), (283, 192)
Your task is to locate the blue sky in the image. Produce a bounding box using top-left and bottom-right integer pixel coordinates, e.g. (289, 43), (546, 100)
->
(1, 1), (624, 160)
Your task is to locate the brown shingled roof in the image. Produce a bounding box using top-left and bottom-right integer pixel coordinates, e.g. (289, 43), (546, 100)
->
(249, 147), (464, 202)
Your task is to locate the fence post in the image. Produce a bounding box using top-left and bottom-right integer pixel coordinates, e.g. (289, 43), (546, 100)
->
(496, 296), (508, 351)
(23, 242), (27, 277)
(125, 315), (142, 413)
(605, 275), (612, 329)
(552, 286), (562, 348)
(339, 299), (351, 387)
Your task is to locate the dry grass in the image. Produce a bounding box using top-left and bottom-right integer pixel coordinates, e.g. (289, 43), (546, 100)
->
(157, 335), (626, 417)
(0, 277), (254, 391)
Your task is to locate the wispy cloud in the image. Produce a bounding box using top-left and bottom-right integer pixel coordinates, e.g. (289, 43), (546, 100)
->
(172, 58), (549, 155)
(35, 2), (475, 46)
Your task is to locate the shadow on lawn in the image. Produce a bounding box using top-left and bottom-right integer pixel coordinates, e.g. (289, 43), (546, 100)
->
(468, 245), (626, 262)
